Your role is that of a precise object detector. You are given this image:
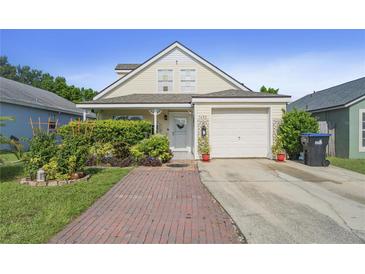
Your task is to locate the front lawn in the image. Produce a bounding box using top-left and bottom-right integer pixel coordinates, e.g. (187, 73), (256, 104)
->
(0, 164), (131, 243)
(328, 157), (365, 175)
(0, 150), (20, 164)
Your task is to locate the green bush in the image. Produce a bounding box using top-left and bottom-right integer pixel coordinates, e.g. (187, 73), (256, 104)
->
(130, 134), (173, 163)
(112, 141), (131, 159)
(89, 142), (115, 165)
(25, 131), (90, 180)
(272, 134), (285, 155)
(278, 109), (319, 159)
(56, 134), (90, 176)
(24, 132), (58, 179)
(42, 157), (59, 180)
(58, 120), (152, 146)
(198, 137), (210, 154)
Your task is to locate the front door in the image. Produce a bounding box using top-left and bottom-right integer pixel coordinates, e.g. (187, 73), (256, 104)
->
(170, 113), (190, 151)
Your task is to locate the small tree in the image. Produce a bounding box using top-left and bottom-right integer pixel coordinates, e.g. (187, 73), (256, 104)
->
(278, 109), (319, 159)
(260, 85), (279, 94)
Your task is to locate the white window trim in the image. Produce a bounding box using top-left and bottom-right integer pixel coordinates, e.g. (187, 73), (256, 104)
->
(180, 69), (197, 93)
(156, 68), (174, 93)
(359, 109), (365, 152)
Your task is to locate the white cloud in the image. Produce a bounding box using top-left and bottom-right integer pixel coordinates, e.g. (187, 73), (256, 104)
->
(225, 50), (365, 100)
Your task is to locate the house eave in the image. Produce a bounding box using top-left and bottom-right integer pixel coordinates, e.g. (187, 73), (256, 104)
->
(76, 103), (193, 109)
(1, 97), (93, 117)
(191, 97), (291, 103)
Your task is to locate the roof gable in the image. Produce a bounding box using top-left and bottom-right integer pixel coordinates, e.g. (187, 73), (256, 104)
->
(94, 41), (251, 100)
(288, 77), (365, 112)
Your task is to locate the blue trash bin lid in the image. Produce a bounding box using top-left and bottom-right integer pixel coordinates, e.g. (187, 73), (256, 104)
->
(301, 133), (331, 137)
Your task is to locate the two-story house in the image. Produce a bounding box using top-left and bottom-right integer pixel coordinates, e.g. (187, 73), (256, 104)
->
(77, 42), (291, 159)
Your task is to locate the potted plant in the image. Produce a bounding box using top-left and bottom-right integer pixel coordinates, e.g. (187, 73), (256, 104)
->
(272, 135), (286, 162)
(198, 137), (210, 161)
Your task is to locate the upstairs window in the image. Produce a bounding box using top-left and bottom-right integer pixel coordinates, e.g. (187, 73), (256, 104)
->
(158, 69), (173, 92)
(180, 69), (196, 92)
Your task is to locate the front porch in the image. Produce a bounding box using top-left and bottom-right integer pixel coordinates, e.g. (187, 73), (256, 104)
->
(80, 105), (195, 156)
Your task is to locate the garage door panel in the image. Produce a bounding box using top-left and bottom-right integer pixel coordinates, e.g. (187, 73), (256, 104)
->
(211, 108), (269, 158)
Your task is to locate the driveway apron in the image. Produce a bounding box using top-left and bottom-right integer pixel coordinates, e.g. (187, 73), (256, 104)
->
(198, 159), (365, 244)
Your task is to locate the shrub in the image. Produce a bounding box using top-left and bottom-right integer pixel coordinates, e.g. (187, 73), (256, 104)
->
(58, 120), (152, 146)
(104, 156), (134, 167)
(56, 134), (89, 176)
(272, 135), (285, 155)
(198, 137), (210, 154)
(42, 157), (58, 180)
(278, 109), (319, 159)
(89, 142), (115, 165)
(24, 132), (58, 179)
(112, 141), (131, 159)
(139, 156), (162, 167)
(130, 134), (173, 163)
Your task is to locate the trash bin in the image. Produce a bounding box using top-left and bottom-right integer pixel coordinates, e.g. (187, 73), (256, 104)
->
(301, 133), (331, 166)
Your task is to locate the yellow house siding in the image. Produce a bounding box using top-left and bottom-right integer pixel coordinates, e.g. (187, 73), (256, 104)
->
(104, 48), (238, 99)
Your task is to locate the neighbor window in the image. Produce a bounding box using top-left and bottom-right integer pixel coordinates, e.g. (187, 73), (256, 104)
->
(48, 114), (57, 132)
(360, 110), (365, 151)
(158, 69), (173, 92)
(180, 69), (196, 92)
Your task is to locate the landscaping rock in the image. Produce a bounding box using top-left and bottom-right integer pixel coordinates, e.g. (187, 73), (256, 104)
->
(47, 181), (58, 187)
(57, 180), (67, 186)
(20, 178), (29, 185)
(28, 180), (37, 187)
(36, 181), (47, 187)
(70, 173), (80, 180)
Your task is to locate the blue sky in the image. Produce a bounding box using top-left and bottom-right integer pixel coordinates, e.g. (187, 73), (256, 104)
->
(1, 30), (364, 99)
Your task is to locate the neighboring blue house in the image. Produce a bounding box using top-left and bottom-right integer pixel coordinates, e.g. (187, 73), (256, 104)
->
(0, 77), (95, 149)
(288, 77), (365, 159)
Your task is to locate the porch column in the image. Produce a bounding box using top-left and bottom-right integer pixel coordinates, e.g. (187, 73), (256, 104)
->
(149, 108), (161, 134)
(83, 109), (87, 121)
(153, 109), (157, 134)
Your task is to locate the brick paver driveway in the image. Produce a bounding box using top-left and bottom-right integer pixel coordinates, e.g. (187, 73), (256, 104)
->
(50, 162), (242, 244)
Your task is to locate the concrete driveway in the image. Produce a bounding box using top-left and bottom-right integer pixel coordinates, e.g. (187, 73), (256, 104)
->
(198, 159), (365, 244)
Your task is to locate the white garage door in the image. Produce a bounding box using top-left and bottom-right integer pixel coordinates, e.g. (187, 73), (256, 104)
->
(211, 108), (269, 158)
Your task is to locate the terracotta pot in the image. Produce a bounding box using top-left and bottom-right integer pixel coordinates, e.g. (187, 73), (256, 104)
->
(202, 154), (210, 162)
(276, 153), (286, 162)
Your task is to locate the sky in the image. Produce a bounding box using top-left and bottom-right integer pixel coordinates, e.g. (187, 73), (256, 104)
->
(1, 30), (364, 100)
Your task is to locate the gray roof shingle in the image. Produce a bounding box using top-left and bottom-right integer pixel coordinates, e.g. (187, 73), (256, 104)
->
(115, 64), (140, 70)
(288, 77), (365, 112)
(193, 89), (291, 98)
(0, 77), (95, 117)
(82, 93), (193, 104)
(82, 89), (290, 105)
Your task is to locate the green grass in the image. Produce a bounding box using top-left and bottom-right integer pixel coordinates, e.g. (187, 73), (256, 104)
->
(0, 163), (131, 243)
(328, 157), (365, 175)
(0, 150), (20, 164)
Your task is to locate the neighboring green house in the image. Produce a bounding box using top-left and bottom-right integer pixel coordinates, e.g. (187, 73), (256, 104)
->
(288, 77), (365, 159)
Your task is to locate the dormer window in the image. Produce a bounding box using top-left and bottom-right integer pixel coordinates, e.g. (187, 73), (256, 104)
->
(180, 69), (196, 92)
(158, 69), (173, 92)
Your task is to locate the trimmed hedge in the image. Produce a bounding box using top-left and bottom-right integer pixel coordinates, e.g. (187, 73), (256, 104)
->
(58, 120), (152, 146)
